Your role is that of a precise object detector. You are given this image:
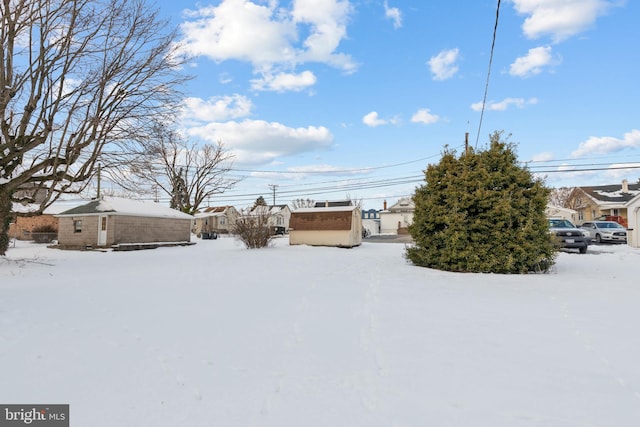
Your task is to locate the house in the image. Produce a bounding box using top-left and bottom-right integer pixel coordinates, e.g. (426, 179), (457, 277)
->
(55, 196), (193, 248)
(289, 206), (362, 248)
(193, 206), (239, 236)
(545, 205), (578, 223)
(249, 204), (292, 234)
(624, 193), (640, 248)
(361, 208), (381, 236)
(379, 198), (415, 234)
(566, 180), (640, 226)
(9, 199), (85, 242)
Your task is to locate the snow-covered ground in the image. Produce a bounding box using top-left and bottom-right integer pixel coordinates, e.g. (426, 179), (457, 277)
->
(2, 237), (640, 426)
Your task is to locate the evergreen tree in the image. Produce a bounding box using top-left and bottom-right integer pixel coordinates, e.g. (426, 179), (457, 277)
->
(406, 131), (557, 274)
(253, 196), (267, 209)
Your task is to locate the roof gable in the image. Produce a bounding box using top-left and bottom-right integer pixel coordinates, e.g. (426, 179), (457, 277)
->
(578, 183), (640, 203)
(56, 197), (193, 220)
(250, 204), (290, 215)
(387, 197), (414, 211)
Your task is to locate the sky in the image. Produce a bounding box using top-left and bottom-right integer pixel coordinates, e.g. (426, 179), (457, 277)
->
(129, 0), (640, 210)
(3, 238), (640, 425)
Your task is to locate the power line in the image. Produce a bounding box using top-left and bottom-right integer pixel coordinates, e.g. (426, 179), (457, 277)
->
(475, 0), (501, 148)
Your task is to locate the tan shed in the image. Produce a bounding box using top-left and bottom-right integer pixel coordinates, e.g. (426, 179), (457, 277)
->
(289, 206), (362, 248)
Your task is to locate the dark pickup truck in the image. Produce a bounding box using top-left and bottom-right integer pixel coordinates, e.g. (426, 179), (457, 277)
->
(548, 219), (590, 254)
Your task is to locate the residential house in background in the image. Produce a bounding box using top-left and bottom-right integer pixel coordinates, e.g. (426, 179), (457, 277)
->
(250, 204), (292, 234)
(9, 199), (85, 242)
(379, 198), (415, 235)
(193, 206), (239, 236)
(55, 197), (193, 248)
(361, 208), (381, 236)
(624, 193), (640, 248)
(545, 205), (578, 223)
(289, 206), (362, 248)
(566, 180), (640, 227)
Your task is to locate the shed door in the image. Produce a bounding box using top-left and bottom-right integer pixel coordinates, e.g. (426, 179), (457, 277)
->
(98, 215), (108, 246)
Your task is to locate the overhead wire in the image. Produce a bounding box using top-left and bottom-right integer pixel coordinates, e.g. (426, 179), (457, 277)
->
(475, 0), (501, 148)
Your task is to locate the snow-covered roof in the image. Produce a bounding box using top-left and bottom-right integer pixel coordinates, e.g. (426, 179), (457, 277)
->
(250, 204), (290, 215)
(579, 182), (640, 203)
(293, 206), (359, 213)
(55, 196), (193, 220)
(194, 211), (225, 219)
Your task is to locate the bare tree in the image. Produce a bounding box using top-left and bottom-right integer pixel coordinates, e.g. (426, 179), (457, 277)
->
(549, 187), (575, 208)
(291, 198), (315, 210)
(0, 0), (188, 254)
(233, 209), (274, 249)
(111, 123), (238, 215)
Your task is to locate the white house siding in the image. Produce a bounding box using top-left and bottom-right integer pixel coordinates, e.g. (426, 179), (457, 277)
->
(362, 219), (380, 236)
(379, 212), (413, 234)
(545, 205), (578, 223)
(625, 197), (640, 248)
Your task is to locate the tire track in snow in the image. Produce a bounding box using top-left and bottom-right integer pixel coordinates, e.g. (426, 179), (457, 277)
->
(356, 257), (388, 412)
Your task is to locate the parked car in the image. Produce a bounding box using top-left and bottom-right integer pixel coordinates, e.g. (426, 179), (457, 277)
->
(579, 221), (627, 244)
(200, 231), (218, 240)
(548, 219), (591, 254)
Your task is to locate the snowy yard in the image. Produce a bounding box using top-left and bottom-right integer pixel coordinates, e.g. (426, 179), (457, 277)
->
(1, 237), (640, 426)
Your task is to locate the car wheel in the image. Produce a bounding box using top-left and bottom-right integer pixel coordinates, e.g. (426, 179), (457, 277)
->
(596, 234), (602, 243)
(579, 246), (587, 254)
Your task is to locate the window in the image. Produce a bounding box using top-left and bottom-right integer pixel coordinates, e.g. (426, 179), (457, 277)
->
(74, 220), (83, 233)
(578, 210), (584, 221)
(220, 218), (226, 225)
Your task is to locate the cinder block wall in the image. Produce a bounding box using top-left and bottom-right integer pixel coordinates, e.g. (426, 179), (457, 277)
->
(113, 216), (191, 243)
(57, 216), (100, 246)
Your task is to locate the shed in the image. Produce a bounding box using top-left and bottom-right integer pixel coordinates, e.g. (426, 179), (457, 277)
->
(289, 206), (362, 248)
(55, 197), (193, 248)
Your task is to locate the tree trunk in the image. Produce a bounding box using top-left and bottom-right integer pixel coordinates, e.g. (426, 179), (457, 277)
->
(0, 185), (12, 256)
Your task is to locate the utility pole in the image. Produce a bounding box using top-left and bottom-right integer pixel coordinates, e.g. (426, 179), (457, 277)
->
(268, 184), (278, 206)
(465, 132), (469, 156)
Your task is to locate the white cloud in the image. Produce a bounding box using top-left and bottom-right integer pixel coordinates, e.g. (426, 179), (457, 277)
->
(470, 97), (538, 112)
(530, 151), (554, 162)
(362, 111), (388, 127)
(186, 119), (334, 165)
(427, 48), (460, 81)
(179, 0), (356, 90)
(510, 46), (557, 77)
(384, 1), (402, 29)
(251, 70), (317, 92)
(181, 95), (254, 122)
(571, 129), (640, 157)
(411, 108), (441, 125)
(511, 0), (616, 42)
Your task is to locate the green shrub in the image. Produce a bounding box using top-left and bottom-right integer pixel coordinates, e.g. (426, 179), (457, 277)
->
(406, 131), (556, 274)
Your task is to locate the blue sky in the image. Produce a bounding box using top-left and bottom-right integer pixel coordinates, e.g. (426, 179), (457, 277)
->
(152, 0), (639, 210)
